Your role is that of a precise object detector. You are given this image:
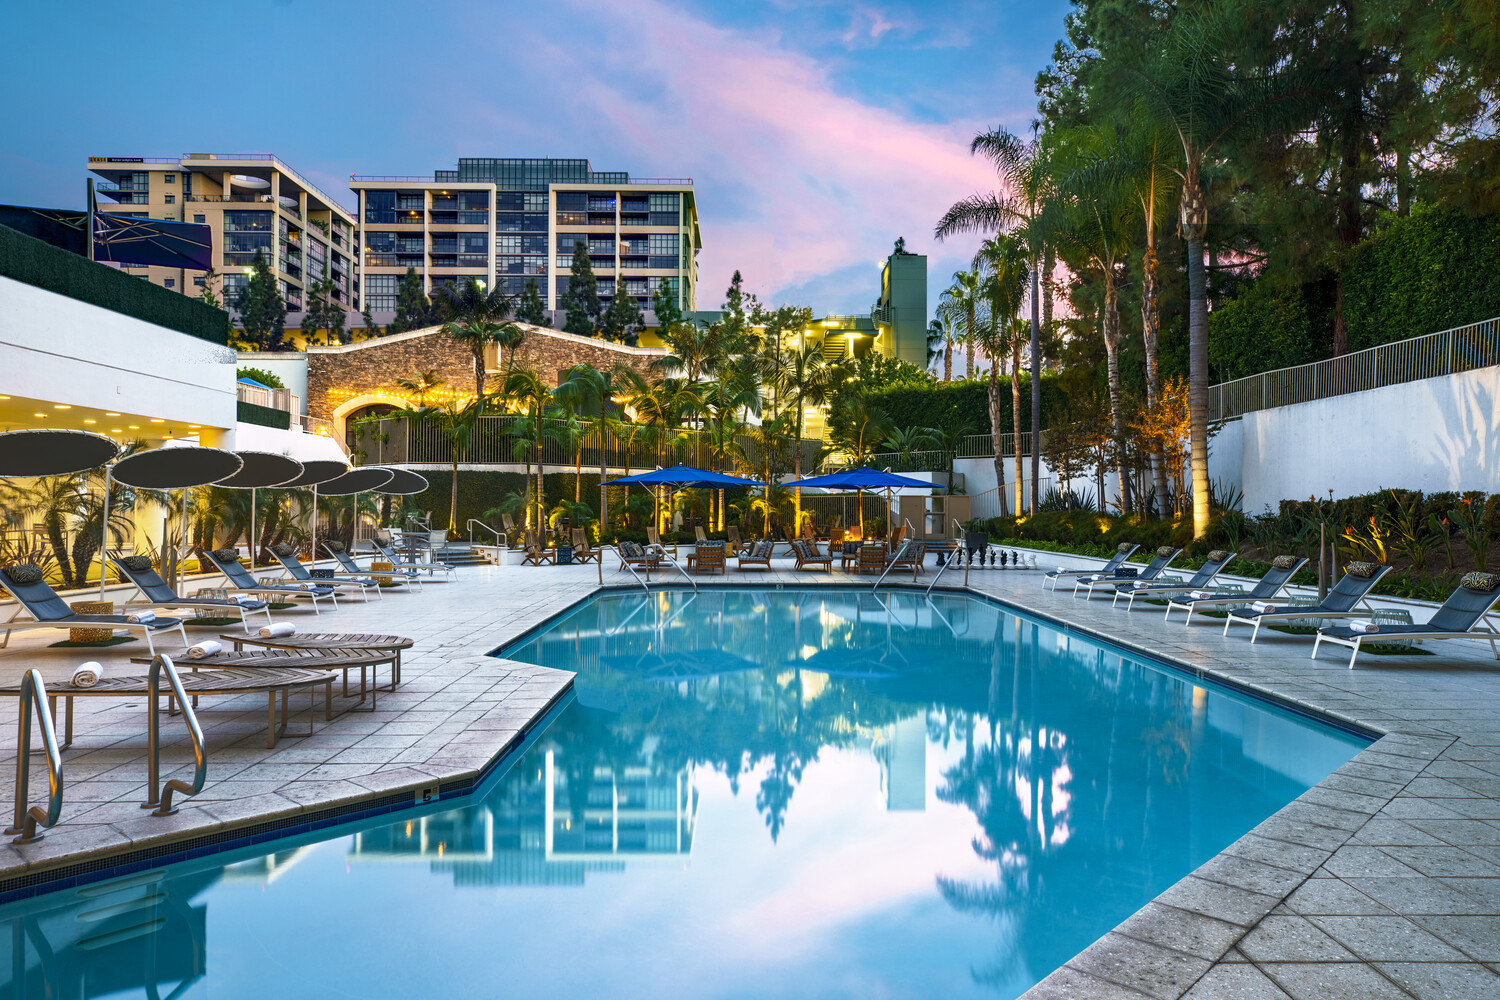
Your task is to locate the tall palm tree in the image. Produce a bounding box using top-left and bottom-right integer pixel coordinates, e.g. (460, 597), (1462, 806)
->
(973, 233), (1029, 518)
(553, 362), (627, 531)
(937, 271), (983, 380)
(830, 398), (894, 469)
(504, 368), (553, 531)
(937, 127), (1054, 514)
(436, 278), (517, 397)
(429, 394), (490, 534)
(771, 343), (851, 529)
(930, 316), (958, 382)
(699, 354), (762, 529)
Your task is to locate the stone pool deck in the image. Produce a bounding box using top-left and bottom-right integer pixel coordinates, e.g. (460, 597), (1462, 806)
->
(0, 555), (1497, 998)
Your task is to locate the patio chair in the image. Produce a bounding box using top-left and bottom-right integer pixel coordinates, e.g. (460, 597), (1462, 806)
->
(501, 515), (523, 549)
(111, 555), (273, 633)
(1313, 571), (1500, 668)
(695, 526), (708, 543)
(692, 541), (727, 576)
(0, 563), (189, 656)
(1164, 556), (1309, 624)
(521, 529), (555, 566)
(856, 542), (889, 575)
(201, 548), (338, 614)
(1042, 543), (1140, 591)
(726, 525), (743, 555)
(1223, 561), (1393, 642)
(647, 526), (678, 557)
(830, 526), (846, 547)
(736, 539), (775, 572)
(889, 541), (928, 578)
(792, 539), (834, 572)
(1073, 547), (1182, 599)
(570, 529), (600, 564)
(617, 540), (662, 576)
(323, 541), (422, 590)
(1112, 550), (1237, 610)
(268, 544), (382, 601)
(840, 540), (863, 572)
(372, 538), (459, 579)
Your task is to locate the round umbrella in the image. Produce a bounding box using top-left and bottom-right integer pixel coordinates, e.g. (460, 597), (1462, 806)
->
(214, 452), (305, 571)
(605, 465), (764, 539)
(373, 468), (428, 495)
(0, 429), (120, 478)
(318, 468), (395, 496)
(275, 460), (349, 565)
(793, 467), (933, 539)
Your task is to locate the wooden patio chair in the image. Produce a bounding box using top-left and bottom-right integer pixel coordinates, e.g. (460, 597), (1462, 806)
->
(570, 529), (600, 564)
(736, 539), (774, 572)
(647, 526), (677, 557)
(521, 529), (555, 566)
(857, 542), (889, 575)
(839, 540), (863, 572)
(692, 541), (727, 576)
(791, 540), (834, 572)
(889, 541), (928, 578)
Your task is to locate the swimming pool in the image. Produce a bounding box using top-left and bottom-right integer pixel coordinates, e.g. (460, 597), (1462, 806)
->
(1, 589), (1366, 998)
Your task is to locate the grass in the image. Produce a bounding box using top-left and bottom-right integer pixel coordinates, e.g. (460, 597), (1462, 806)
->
(48, 636), (138, 649)
(268, 602), (297, 610)
(184, 616), (240, 627)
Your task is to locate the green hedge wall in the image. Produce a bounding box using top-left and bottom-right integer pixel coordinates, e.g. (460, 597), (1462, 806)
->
(0, 224), (230, 345)
(1208, 276), (1334, 381)
(236, 400), (291, 429)
(861, 373), (1065, 435)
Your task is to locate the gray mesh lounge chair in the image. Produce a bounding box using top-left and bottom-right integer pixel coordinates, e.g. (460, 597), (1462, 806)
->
(267, 544), (382, 601)
(323, 541), (422, 589)
(1042, 543), (1139, 591)
(372, 539), (457, 579)
(1113, 550), (1237, 610)
(1073, 547), (1182, 599)
(201, 548), (338, 613)
(0, 564), (188, 655)
(1164, 556), (1308, 624)
(112, 555), (273, 633)
(1224, 561), (1393, 642)
(1313, 572), (1500, 668)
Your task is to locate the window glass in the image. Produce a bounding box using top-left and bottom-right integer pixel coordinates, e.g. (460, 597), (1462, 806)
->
(364, 191), (396, 223)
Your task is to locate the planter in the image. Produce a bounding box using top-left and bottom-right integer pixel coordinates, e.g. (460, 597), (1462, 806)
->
(69, 601), (114, 643)
(370, 561), (394, 586)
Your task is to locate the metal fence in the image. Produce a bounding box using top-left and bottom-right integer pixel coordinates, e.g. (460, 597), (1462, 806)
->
(1210, 315), (1500, 421)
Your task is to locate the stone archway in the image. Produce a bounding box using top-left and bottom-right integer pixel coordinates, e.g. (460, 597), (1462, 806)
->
(331, 393), (408, 459)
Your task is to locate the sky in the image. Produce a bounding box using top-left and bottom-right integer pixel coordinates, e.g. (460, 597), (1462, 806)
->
(0, 0), (1073, 317)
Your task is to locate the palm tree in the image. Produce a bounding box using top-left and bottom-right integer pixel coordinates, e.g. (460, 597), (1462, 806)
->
(937, 126), (1054, 514)
(698, 355), (762, 529)
(553, 362), (627, 531)
(937, 271), (983, 380)
(930, 316), (958, 382)
(617, 370), (702, 530)
(771, 343), (851, 528)
(882, 425), (939, 470)
(930, 422), (974, 495)
(830, 398), (894, 469)
(504, 368), (553, 531)
(436, 278), (517, 397)
(429, 394), (490, 535)
(973, 233), (1029, 518)
(395, 369), (444, 409)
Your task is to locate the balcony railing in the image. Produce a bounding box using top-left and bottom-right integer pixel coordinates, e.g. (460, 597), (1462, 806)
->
(237, 384), (300, 413)
(1208, 314), (1500, 421)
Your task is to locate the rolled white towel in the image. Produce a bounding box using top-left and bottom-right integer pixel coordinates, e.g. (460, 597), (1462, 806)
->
(186, 640), (222, 660)
(229, 593), (257, 605)
(259, 622), (295, 638)
(1250, 601), (1276, 614)
(1189, 590), (1215, 600)
(124, 610), (156, 624)
(1348, 619), (1380, 634)
(1056, 566), (1067, 574)
(71, 661), (102, 687)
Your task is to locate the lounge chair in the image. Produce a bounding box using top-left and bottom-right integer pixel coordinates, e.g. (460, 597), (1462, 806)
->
(727, 526), (743, 553)
(1073, 547), (1182, 599)
(0, 564), (189, 656)
(1313, 571), (1500, 668)
(792, 539), (833, 572)
(202, 548), (338, 613)
(570, 529), (600, 564)
(323, 541), (422, 589)
(372, 538), (458, 579)
(856, 543), (888, 575)
(692, 541), (727, 576)
(1042, 543), (1140, 591)
(1112, 549), (1237, 610)
(268, 544), (383, 600)
(736, 539), (774, 571)
(889, 541), (928, 578)
(112, 555), (273, 633)
(1223, 561), (1393, 642)
(1164, 556), (1309, 624)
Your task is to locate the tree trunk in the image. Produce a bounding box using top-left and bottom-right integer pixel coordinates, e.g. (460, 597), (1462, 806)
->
(474, 347), (486, 398)
(1031, 257), (1045, 515)
(1011, 340), (1024, 516)
(1141, 242), (1170, 515)
(944, 339), (952, 382)
(450, 453), (460, 535)
(987, 369), (1010, 518)
(1102, 281), (1132, 514)
(1182, 167), (1212, 539)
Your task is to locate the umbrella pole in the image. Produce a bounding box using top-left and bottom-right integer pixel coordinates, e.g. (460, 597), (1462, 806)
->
(180, 490), (188, 580)
(311, 485), (319, 566)
(249, 487), (256, 571)
(98, 468), (111, 601)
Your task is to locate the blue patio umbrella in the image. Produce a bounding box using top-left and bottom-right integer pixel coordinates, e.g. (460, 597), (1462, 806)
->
(605, 465), (764, 536)
(792, 467), (933, 537)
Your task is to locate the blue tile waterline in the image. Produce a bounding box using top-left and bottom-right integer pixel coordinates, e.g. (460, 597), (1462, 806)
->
(1, 589), (1368, 999)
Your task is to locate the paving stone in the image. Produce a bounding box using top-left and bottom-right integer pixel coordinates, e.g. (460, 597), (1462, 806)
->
(1259, 962), (1415, 999)
(1344, 878), (1497, 916)
(1023, 965), (1155, 999)
(1322, 846), (1426, 878)
(1115, 903), (1247, 961)
(1237, 914), (1358, 962)
(1182, 964), (1294, 1000)
(1410, 916), (1500, 961)
(1310, 916), (1470, 962)
(1376, 845), (1500, 878)
(1283, 877), (1395, 916)
(1374, 962), (1500, 999)
(1158, 877), (1283, 928)
(1067, 932), (1213, 1000)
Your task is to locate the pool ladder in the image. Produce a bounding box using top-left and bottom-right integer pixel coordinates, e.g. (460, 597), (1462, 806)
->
(8, 670), (62, 844)
(145, 655), (207, 816)
(603, 545), (697, 594)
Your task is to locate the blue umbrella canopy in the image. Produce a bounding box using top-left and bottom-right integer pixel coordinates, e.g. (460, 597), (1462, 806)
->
(793, 467), (933, 490)
(606, 465), (763, 488)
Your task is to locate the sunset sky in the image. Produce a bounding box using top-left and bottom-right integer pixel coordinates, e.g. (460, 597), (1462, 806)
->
(1, 0), (1072, 315)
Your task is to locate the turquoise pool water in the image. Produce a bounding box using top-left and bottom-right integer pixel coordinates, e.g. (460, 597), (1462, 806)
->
(2, 589), (1366, 998)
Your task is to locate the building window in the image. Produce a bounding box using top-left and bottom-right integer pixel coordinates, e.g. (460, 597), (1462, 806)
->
(556, 232), (588, 253)
(496, 234), (522, 254)
(164, 194), (175, 204)
(364, 190), (397, 224)
(496, 191), (523, 212)
(164, 278), (175, 288)
(365, 274), (398, 312)
(223, 273), (248, 306)
(588, 237), (615, 254)
(193, 214), (206, 224)
(224, 210), (273, 232)
(647, 233), (678, 256)
(164, 174), (175, 184)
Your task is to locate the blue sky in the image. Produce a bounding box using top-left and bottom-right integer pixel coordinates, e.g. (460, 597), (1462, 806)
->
(0, 0), (1072, 315)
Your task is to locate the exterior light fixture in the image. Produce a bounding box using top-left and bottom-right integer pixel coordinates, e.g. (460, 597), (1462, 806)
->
(105, 412), (120, 416)
(149, 418), (164, 423)
(54, 404), (71, 409)
(33, 413), (46, 418)
(128, 425), (140, 429)
(83, 419), (97, 424)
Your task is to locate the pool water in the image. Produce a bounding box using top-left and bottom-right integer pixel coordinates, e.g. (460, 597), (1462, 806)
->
(1, 589), (1366, 999)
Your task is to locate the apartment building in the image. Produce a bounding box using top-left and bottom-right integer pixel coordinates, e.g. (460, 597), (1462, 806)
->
(87, 153), (360, 318)
(350, 158), (700, 321)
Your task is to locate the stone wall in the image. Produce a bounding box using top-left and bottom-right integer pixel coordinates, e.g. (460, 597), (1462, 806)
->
(305, 323), (665, 422)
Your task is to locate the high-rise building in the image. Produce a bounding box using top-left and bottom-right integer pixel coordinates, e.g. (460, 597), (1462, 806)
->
(349, 158), (699, 321)
(86, 154), (360, 317)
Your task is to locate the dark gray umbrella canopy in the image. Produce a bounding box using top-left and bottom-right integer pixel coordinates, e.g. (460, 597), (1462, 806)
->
(373, 468), (429, 495)
(280, 460), (349, 488)
(215, 451), (304, 489)
(0, 429), (120, 478)
(112, 447), (243, 489)
(319, 467), (396, 496)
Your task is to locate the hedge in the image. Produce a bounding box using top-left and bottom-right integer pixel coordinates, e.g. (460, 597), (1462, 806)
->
(859, 373), (1065, 435)
(0, 224), (229, 345)
(236, 400), (291, 429)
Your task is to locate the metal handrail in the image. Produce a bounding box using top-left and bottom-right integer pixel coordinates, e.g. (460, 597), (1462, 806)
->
(467, 519), (504, 548)
(926, 542), (961, 597)
(872, 541), (915, 593)
(609, 546), (650, 593)
(664, 554), (699, 594)
(8, 670), (62, 844)
(144, 655), (206, 816)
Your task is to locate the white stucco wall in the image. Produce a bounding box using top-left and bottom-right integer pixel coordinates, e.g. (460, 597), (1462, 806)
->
(1237, 366), (1500, 513)
(0, 276), (237, 434)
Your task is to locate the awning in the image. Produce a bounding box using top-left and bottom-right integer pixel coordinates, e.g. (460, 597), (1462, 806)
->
(279, 460), (349, 488)
(373, 468), (429, 495)
(319, 468), (396, 496)
(0, 429), (120, 478)
(112, 446), (244, 489)
(215, 451), (304, 489)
